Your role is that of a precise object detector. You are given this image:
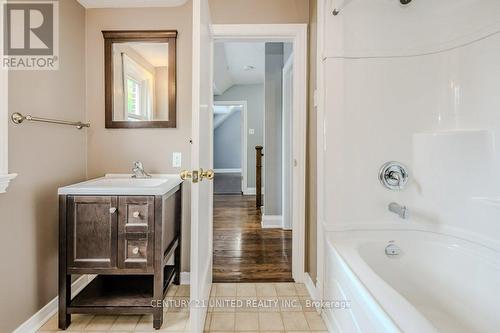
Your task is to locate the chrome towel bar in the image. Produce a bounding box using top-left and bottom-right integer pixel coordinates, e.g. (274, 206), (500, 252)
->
(11, 112), (90, 130)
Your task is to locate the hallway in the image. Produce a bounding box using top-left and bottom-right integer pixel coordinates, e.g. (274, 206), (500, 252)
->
(213, 195), (293, 282)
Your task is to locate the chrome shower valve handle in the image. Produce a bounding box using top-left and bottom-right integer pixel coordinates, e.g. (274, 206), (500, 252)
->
(379, 161), (409, 190)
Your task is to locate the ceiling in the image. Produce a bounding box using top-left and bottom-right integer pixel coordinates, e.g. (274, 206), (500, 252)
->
(130, 43), (169, 67)
(213, 42), (265, 95)
(77, 0), (188, 8)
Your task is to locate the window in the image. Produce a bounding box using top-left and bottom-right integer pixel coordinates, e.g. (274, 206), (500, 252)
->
(127, 77), (142, 120)
(122, 53), (154, 121)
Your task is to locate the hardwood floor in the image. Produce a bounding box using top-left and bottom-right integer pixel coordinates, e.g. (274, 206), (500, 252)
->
(213, 194), (293, 282)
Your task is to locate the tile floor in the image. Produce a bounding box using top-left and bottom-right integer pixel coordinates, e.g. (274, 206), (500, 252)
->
(37, 283), (327, 333)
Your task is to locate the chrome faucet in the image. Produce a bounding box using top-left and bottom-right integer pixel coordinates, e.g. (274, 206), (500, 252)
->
(132, 161), (151, 179)
(388, 202), (409, 219)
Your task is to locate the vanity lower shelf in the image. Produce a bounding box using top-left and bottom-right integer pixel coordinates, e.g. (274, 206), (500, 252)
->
(69, 266), (175, 311)
(71, 275), (153, 309)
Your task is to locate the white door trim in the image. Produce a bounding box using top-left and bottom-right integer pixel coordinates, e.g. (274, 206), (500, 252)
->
(212, 24), (308, 283)
(282, 53), (294, 230)
(315, 0), (327, 301)
(0, 21), (17, 193)
(213, 100), (248, 193)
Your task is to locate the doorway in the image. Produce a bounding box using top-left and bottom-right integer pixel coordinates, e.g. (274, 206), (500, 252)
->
(213, 101), (247, 194)
(210, 30), (306, 282)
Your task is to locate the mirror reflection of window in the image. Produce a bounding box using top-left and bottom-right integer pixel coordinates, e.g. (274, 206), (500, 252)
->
(126, 77), (141, 120)
(112, 42), (169, 122)
(121, 53), (154, 121)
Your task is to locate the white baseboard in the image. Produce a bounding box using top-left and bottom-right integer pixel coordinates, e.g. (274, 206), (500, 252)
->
(305, 272), (336, 332)
(180, 272), (190, 285)
(261, 215), (283, 228)
(243, 187), (265, 196)
(243, 187), (256, 195)
(214, 168), (242, 174)
(13, 274), (95, 333)
(304, 272), (320, 303)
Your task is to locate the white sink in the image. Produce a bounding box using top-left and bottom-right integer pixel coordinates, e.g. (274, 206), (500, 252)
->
(58, 174), (183, 196)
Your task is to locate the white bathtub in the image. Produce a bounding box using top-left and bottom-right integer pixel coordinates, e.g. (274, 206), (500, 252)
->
(324, 229), (500, 333)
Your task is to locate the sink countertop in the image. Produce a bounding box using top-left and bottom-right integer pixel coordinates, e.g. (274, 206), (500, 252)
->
(58, 174), (183, 196)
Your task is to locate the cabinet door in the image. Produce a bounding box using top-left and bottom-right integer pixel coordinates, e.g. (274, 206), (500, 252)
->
(117, 196), (154, 270)
(67, 196), (118, 269)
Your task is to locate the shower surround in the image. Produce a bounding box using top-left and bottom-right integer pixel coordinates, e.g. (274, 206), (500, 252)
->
(320, 0), (500, 331)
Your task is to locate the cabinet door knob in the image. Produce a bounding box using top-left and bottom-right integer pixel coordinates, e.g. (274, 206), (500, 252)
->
(109, 207), (117, 214)
(132, 247), (139, 255)
(132, 211), (140, 218)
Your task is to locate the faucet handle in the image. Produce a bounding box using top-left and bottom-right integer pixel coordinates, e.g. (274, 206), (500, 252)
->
(379, 161), (409, 190)
(402, 206), (409, 219)
(133, 161), (143, 169)
(388, 171), (401, 182)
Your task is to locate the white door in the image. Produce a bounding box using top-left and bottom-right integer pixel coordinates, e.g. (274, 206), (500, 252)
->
(190, 0), (214, 332)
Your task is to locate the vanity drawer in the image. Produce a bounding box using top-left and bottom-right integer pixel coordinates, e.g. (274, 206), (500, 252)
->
(118, 196), (154, 233)
(117, 196), (154, 270)
(118, 232), (153, 269)
(126, 239), (148, 260)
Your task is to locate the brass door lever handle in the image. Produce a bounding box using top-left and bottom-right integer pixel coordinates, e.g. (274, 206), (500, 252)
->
(180, 169), (214, 183)
(180, 170), (199, 183)
(180, 170), (191, 180)
(200, 168), (215, 181)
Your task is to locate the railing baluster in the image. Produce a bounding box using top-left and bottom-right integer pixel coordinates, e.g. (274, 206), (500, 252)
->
(256, 146), (263, 208)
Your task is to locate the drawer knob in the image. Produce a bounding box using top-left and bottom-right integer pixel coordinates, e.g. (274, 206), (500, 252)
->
(132, 247), (140, 255)
(109, 207), (117, 214)
(132, 211), (140, 218)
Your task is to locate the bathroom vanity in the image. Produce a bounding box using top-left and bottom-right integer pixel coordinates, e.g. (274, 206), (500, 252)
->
(57, 174), (182, 330)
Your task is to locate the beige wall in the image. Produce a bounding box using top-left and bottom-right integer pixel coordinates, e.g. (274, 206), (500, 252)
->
(306, 0), (318, 282)
(209, 0), (309, 24)
(0, 1), (87, 331)
(85, 3), (193, 271)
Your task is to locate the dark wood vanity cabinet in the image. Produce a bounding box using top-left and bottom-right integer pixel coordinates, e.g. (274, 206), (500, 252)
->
(67, 196), (118, 269)
(59, 185), (182, 330)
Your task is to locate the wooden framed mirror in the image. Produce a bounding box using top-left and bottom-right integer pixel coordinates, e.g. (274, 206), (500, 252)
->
(103, 30), (177, 128)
